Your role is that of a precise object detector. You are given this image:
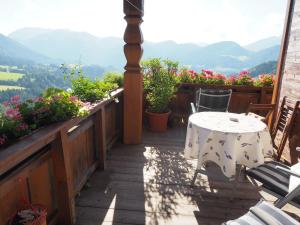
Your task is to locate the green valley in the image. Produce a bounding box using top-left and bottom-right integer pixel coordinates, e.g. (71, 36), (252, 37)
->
(0, 71), (24, 81)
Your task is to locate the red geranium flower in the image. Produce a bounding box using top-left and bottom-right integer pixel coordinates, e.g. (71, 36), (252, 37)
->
(2, 101), (9, 107)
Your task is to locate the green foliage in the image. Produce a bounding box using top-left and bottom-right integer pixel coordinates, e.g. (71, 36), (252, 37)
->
(103, 72), (124, 87)
(235, 71), (254, 86)
(46, 91), (86, 123)
(0, 71), (24, 81)
(0, 96), (30, 145)
(65, 66), (117, 103)
(42, 87), (65, 97)
(254, 74), (275, 87)
(143, 58), (178, 113)
(0, 85), (24, 91)
(1, 88), (87, 147)
(0, 64), (70, 103)
(19, 88), (86, 129)
(177, 68), (208, 84)
(205, 74), (226, 85)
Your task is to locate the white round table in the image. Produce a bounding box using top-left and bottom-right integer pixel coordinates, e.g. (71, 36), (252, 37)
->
(184, 112), (273, 178)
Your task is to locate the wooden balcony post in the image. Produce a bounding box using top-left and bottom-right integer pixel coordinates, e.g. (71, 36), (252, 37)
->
(123, 0), (144, 144)
(271, 0), (295, 125)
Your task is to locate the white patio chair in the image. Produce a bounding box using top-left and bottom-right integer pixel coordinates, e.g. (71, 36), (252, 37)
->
(190, 88), (232, 114)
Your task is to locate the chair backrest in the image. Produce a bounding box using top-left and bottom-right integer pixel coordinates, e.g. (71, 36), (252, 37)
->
(272, 96), (300, 161)
(195, 88), (232, 112)
(246, 103), (276, 122)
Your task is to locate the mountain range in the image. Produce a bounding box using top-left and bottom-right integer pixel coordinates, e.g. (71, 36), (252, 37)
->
(0, 28), (281, 74)
(244, 36), (281, 52)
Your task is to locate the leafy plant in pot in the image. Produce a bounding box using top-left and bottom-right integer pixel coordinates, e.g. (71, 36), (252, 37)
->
(143, 58), (178, 132)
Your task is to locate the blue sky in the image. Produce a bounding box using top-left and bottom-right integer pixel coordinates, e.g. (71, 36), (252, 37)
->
(0, 0), (287, 45)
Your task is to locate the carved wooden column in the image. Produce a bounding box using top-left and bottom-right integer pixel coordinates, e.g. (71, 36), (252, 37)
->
(123, 0), (144, 144)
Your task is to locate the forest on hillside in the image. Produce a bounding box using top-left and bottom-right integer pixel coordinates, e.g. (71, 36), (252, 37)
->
(0, 64), (70, 102)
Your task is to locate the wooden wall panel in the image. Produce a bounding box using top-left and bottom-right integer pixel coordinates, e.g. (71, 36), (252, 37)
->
(168, 84), (273, 125)
(0, 150), (58, 225)
(278, 0), (300, 163)
(229, 93), (259, 113)
(105, 102), (117, 145)
(105, 99), (123, 149)
(68, 122), (96, 194)
(0, 175), (28, 224)
(28, 159), (57, 219)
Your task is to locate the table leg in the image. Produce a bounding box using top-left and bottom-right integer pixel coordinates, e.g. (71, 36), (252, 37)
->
(230, 165), (245, 201)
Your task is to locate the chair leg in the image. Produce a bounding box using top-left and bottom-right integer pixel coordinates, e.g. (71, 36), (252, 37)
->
(237, 165), (246, 181)
(276, 133), (289, 161)
(274, 184), (300, 208)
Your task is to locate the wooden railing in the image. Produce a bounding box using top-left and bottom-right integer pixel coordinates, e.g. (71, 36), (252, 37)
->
(0, 88), (123, 225)
(169, 84), (274, 125)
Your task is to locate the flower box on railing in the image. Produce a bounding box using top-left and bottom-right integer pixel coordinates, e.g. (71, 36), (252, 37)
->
(0, 88), (123, 225)
(169, 84), (274, 125)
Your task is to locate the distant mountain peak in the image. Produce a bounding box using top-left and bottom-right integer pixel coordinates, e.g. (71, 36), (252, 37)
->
(245, 36), (281, 52)
(0, 33), (50, 64)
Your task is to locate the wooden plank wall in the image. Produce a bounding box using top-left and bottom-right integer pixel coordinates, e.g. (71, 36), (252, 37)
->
(278, 0), (300, 164)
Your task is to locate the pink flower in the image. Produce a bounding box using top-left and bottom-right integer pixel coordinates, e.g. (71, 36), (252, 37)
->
(34, 97), (45, 102)
(202, 69), (213, 76)
(216, 74), (226, 79)
(5, 108), (22, 120)
(16, 123), (28, 132)
(2, 101), (9, 107)
(188, 70), (197, 75)
(228, 75), (235, 81)
(10, 96), (20, 105)
(238, 71), (250, 77)
(69, 96), (78, 102)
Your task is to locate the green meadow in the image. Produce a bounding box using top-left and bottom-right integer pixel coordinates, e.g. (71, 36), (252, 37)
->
(0, 71), (24, 81)
(0, 85), (25, 91)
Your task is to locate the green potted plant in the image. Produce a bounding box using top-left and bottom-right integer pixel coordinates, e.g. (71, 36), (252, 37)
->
(143, 58), (178, 132)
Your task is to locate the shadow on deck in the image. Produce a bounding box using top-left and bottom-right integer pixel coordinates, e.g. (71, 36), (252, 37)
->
(75, 128), (300, 225)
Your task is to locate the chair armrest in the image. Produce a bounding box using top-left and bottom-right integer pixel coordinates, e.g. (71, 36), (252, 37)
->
(190, 102), (196, 114)
(275, 166), (300, 178)
(249, 207), (281, 225)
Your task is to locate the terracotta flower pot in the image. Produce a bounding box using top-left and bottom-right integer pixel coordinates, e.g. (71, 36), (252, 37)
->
(146, 111), (171, 132)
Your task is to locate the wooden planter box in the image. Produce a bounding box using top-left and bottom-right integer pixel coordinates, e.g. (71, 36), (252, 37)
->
(169, 84), (274, 125)
(0, 89), (123, 225)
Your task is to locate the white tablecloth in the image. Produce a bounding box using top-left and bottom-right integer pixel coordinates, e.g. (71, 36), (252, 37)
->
(184, 112), (273, 179)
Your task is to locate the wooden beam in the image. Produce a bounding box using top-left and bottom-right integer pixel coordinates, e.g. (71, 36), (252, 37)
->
(51, 130), (76, 225)
(271, 0), (295, 124)
(123, 0), (144, 144)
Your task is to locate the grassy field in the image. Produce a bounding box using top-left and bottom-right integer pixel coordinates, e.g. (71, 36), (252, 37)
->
(0, 71), (24, 81)
(0, 85), (25, 91)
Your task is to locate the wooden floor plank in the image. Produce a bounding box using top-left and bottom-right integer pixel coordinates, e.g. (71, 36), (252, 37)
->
(75, 128), (300, 225)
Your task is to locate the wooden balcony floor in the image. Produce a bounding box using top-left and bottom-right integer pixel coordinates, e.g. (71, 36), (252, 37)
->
(75, 128), (300, 225)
